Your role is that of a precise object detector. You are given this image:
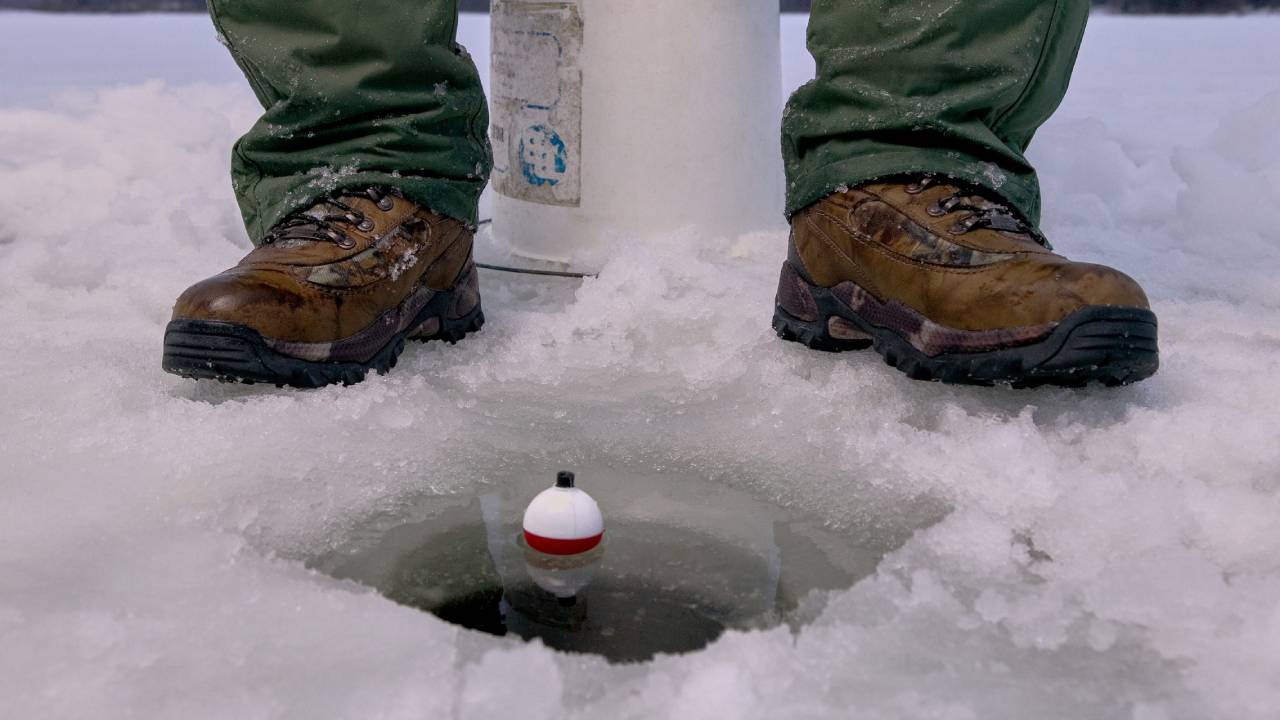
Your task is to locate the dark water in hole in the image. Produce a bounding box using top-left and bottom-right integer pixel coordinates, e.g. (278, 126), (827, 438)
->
(432, 572), (732, 662)
(314, 468), (920, 663)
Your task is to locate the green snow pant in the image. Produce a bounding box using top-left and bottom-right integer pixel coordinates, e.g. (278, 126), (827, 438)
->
(784, 0), (1090, 225)
(209, 0), (491, 241)
(210, 0), (1087, 242)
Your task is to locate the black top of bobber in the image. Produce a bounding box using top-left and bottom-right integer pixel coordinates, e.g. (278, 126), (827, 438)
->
(556, 471), (575, 488)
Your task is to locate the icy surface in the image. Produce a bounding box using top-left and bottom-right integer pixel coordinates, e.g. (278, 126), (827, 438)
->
(2, 12), (1280, 720)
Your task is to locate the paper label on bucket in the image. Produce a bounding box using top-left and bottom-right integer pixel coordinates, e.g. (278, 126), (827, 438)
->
(490, 1), (583, 208)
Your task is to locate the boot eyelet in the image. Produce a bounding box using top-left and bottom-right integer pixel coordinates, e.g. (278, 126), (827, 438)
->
(357, 217), (376, 232)
(335, 235), (356, 249)
(926, 203), (946, 217)
(376, 196), (395, 212)
(905, 183), (923, 194)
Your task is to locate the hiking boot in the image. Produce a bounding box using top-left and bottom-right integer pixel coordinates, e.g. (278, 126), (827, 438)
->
(163, 188), (483, 388)
(774, 178), (1158, 387)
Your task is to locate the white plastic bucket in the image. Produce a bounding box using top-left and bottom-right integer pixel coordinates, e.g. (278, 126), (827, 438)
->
(488, 0), (784, 271)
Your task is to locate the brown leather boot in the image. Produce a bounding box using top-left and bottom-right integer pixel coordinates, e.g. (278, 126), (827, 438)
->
(774, 178), (1158, 387)
(163, 188), (482, 388)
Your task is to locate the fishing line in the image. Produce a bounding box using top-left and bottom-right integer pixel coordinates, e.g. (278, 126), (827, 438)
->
(473, 218), (598, 279)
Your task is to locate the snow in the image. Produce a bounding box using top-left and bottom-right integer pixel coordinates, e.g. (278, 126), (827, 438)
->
(2, 10), (1280, 719)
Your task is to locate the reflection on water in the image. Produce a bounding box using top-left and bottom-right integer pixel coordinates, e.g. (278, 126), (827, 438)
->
(313, 467), (914, 663)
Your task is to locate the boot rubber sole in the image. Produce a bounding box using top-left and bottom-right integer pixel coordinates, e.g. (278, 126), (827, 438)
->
(773, 262), (1158, 388)
(162, 287), (483, 389)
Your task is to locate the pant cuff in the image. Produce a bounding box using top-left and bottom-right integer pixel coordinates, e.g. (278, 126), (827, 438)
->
(241, 172), (483, 243)
(785, 148), (1042, 227)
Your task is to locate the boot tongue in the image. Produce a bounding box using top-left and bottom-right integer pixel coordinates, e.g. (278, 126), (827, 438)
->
(265, 192), (375, 248)
(265, 214), (342, 248)
(249, 190), (398, 267)
(300, 204), (334, 222)
(300, 192), (377, 221)
(928, 179), (1052, 250)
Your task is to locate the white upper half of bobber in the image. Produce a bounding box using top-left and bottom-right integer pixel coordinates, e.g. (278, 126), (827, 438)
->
(522, 486), (604, 542)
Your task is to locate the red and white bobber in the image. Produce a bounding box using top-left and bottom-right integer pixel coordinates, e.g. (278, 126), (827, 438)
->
(522, 471), (604, 555)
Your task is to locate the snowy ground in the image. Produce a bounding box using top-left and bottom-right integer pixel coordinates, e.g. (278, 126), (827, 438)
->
(2, 11), (1280, 720)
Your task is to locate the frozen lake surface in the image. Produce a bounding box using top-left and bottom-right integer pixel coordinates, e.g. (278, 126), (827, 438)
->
(2, 11), (1279, 720)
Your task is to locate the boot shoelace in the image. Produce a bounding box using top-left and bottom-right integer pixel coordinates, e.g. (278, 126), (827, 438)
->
(906, 176), (1051, 249)
(263, 187), (396, 249)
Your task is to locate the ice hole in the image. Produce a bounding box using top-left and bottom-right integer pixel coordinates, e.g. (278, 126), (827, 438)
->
(312, 463), (935, 663)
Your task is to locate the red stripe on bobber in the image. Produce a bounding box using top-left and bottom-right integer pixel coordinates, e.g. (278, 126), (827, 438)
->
(524, 530), (603, 556)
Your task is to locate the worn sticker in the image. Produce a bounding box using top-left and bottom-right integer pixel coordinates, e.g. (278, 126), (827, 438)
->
(490, 1), (583, 207)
